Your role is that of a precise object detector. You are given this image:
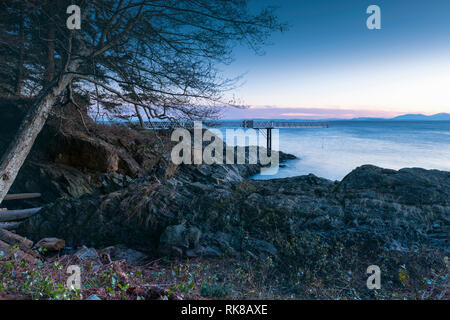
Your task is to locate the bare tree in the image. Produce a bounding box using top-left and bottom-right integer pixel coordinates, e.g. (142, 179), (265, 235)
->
(0, 0), (284, 203)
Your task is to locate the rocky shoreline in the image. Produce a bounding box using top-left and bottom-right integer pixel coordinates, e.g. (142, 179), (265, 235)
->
(18, 161), (450, 257)
(0, 107), (448, 299)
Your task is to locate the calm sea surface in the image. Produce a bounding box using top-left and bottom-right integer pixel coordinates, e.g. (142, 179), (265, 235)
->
(221, 121), (450, 181)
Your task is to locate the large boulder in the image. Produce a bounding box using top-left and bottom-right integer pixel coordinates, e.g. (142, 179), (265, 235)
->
(335, 165), (450, 248)
(336, 165), (450, 206)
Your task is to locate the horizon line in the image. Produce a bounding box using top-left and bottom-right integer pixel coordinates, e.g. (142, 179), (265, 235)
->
(219, 107), (449, 120)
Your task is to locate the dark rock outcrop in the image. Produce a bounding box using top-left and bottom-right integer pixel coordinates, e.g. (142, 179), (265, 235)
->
(336, 165), (450, 206)
(18, 163), (450, 259)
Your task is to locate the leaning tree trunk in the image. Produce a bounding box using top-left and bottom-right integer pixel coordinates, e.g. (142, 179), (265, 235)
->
(134, 105), (145, 128)
(0, 74), (74, 204)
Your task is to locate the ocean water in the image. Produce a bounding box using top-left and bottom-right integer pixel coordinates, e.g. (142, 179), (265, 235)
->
(221, 121), (450, 181)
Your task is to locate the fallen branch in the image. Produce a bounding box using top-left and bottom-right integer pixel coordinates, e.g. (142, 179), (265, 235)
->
(0, 229), (33, 250)
(4, 193), (41, 201)
(0, 207), (42, 222)
(0, 240), (39, 264)
(0, 222), (22, 230)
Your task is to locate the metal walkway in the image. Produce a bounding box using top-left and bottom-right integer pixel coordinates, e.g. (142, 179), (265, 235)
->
(241, 120), (329, 129)
(146, 120), (329, 130)
(146, 120), (329, 155)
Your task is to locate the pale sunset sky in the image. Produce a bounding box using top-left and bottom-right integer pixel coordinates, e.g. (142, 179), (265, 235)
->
(221, 0), (450, 119)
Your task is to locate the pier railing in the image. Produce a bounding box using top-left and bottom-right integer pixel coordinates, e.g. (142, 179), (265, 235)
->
(146, 120), (329, 130)
(145, 120), (329, 155)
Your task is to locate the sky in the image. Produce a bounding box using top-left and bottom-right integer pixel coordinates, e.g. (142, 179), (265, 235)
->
(221, 0), (450, 119)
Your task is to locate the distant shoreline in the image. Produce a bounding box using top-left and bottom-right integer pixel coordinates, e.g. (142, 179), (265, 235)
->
(220, 111), (450, 122)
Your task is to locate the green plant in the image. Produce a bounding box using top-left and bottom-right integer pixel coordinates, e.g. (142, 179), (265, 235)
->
(201, 280), (233, 298)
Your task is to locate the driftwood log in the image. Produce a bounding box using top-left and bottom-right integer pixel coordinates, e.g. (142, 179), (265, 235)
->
(0, 239), (39, 264)
(0, 221), (22, 230)
(0, 230), (41, 261)
(0, 207), (42, 222)
(0, 193), (45, 264)
(0, 229), (33, 251)
(0, 194), (46, 264)
(3, 193), (41, 201)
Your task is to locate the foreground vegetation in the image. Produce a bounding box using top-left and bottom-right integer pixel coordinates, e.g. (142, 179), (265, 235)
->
(0, 242), (447, 300)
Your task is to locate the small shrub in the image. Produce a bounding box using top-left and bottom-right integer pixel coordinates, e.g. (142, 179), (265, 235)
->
(201, 280), (233, 298)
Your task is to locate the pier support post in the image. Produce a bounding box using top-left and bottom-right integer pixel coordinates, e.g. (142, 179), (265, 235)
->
(266, 128), (272, 156)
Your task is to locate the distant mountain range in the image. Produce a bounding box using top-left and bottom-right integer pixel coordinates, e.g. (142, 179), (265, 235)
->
(350, 113), (450, 121)
(223, 113), (450, 122)
(390, 113), (450, 121)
